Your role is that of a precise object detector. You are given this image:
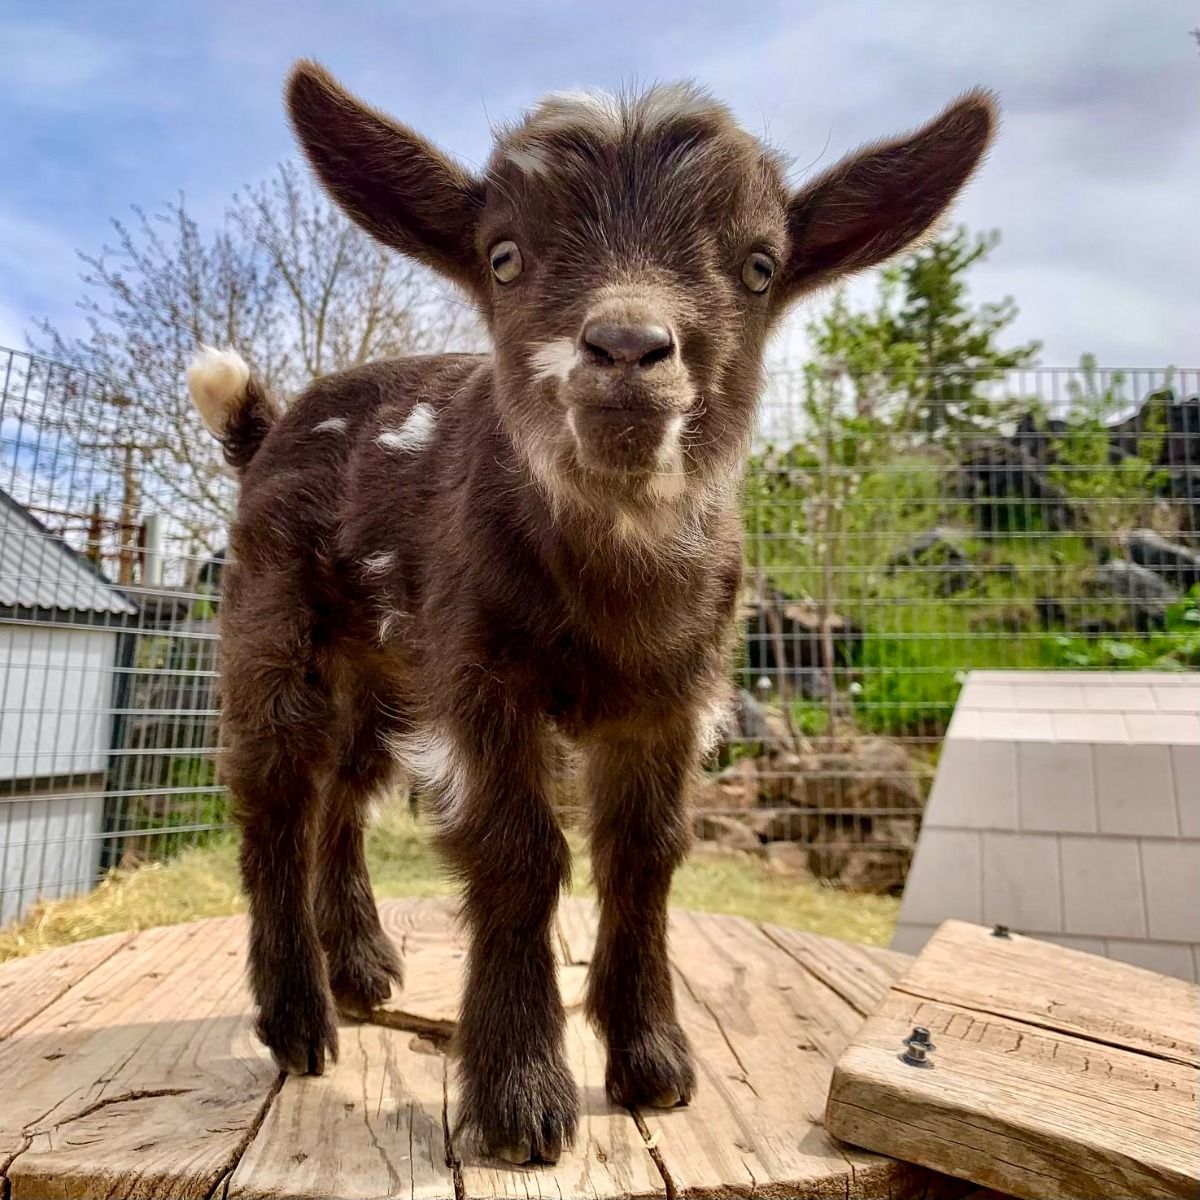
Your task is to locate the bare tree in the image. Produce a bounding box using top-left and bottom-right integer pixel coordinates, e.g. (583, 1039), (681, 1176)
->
(34, 163), (480, 560)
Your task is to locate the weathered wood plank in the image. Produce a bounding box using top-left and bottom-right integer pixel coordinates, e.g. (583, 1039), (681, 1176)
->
(894, 919), (1199, 1066)
(0, 932), (134, 1041)
(759, 921), (910, 1016)
(0, 918), (279, 1200)
(228, 1021), (454, 1200)
(637, 908), (950, 1199)
(827, 922), (1200, 1200)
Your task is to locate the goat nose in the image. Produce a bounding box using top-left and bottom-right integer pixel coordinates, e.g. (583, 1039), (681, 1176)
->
(582, 321), (675, 368)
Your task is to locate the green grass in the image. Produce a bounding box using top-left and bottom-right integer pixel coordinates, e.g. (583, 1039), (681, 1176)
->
(0, 807), (899, 961)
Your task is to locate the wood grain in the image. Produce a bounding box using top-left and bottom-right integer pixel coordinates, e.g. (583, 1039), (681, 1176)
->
(0, 932), (133, 1042)
(635, 907), (949, 1199)
(0, 918), (279, 1199)
(827, 921), (1200, 1200)
(0, 899), (966, 1199)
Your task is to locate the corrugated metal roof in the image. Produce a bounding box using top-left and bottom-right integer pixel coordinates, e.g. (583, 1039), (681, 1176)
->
(0, 491), (137, 616)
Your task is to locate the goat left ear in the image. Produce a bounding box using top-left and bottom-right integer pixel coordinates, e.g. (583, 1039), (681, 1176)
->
(286, 60), (485, 297)
(778, 90), (997, 298)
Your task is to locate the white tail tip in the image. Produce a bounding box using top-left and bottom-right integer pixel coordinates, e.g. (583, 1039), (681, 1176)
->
(187, 345), (250, 436)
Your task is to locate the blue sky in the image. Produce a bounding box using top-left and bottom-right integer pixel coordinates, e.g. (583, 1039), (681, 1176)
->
(1, 0), (1196, 367)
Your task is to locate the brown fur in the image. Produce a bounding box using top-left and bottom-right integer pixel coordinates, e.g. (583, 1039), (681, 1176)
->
(202, 63), (996, 1163)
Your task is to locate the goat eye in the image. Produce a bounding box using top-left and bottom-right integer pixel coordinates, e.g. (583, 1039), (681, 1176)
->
(489, 240), (523, 283)
(741, 252), (775, 294)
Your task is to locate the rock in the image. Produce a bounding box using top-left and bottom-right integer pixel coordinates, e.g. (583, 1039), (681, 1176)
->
(956, 438), (1077, 533)
(759, 841), (814, 880)
(1126, 529), (1200, 591)
(740, 584), (862, 698)
(692, 813), (760, 851)
(788, 737), (924, 814)
(886, 526), (975, 595)
(1093, 558), (1178, 626)
(714, 758), (760, 809)
(806, 816), (916, 894)
(757, 752), (807, 804)
(744, 806), (817, 842)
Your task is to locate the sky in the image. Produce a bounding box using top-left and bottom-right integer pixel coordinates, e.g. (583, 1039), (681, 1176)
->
(1, 0), (1197, 369)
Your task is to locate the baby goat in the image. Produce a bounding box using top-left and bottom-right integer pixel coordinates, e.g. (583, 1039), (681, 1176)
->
(190, 62), (995, 1165)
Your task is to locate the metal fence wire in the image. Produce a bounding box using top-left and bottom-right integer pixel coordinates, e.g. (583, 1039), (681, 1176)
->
(1, 345), (1197, 919)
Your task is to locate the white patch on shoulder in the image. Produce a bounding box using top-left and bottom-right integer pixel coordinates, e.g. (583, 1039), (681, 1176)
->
(376, 606), (408, 644)
(313, 416), (348, 434)
(186, 345), (249, 435)
(377, 402), (437, 453)
(528, 338), (580, 384)
(506, 144), (554, 179)
(385, 724), (472, 828)
(361, 551), (395, 577)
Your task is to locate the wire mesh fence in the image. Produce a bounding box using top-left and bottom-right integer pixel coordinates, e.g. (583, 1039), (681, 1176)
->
(0, 345), (1196, 921)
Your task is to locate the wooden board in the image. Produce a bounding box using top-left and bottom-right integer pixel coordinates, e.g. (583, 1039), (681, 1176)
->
(0, 898), (964, 1199)
(0, 932), (133, 1042)
(826, 920), (1200, 1200)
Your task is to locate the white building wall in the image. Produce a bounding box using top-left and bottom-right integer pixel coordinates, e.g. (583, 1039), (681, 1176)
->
(0, 623), (119, 924)
(0, 624), (118, 779)
(894, 671), (1200, 981)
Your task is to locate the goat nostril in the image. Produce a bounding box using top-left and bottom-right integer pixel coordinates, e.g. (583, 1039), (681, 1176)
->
(582, 321), (674, 368)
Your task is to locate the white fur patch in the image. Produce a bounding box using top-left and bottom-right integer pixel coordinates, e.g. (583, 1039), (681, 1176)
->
(186, 345), (249, 436)
(385, 725), (471, 827)
(313, 416), (348, 434)
(528, 339), (580, 384)
(506, 144), (554, 179)
(649, 415), (687, 502)
(377, 607), (407, 643)
(530, 89), (623, 137)
(376, 402), (437, 453)
(639, 82), (720, 126)
(697, 692), (734, 758)
(361, 551), (395, 577)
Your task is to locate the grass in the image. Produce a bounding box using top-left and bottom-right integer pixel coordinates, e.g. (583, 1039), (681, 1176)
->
(0, 806), (898, 961)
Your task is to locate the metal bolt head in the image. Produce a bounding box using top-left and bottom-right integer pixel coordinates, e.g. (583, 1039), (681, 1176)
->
(899, 1025), (935, 1067)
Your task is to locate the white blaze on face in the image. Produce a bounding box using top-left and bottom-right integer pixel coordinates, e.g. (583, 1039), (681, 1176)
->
(376, 402), (437, 453)
(528, 338), (580, 385)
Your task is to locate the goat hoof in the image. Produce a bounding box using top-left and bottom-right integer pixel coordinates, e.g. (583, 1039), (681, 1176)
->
(494, 1139), (533, 1166)
(605, 1020), (696, 1109)
(328, 931), (404, 1017)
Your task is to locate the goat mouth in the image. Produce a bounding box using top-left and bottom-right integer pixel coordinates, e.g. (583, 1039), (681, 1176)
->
(567, 405), (685, 477)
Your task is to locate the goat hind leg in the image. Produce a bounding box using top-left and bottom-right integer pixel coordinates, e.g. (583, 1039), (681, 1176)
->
(230, 732), (338, 1075)
(315, 749), (404, 1016)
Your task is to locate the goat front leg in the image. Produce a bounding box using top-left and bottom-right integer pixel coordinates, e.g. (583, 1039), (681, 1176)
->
(430, 712), (576, 1165)
(584, 721), (696, 1108)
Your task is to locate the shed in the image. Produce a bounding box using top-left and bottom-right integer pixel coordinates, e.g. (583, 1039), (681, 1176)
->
(0, 489), (137, 925)
(893, 670), (1200, 980)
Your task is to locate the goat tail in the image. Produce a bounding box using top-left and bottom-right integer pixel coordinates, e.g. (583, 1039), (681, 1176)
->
(186, 346), (280, 471)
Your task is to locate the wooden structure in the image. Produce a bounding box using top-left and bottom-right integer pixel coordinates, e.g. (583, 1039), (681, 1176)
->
(827, 920), (1200, 1200)
(0, 899), (971, 1199)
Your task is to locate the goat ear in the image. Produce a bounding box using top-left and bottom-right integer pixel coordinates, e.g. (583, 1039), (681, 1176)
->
(779, 90), (997, 297)
(286, 60), (485, 296)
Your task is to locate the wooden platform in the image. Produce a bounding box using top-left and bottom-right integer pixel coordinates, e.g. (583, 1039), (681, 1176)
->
(0, 899), (963, 1200)
(827, 920), (1200, 1200)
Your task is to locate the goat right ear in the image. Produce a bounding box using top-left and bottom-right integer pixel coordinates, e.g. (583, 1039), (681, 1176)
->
(286, 61), (485, 296)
